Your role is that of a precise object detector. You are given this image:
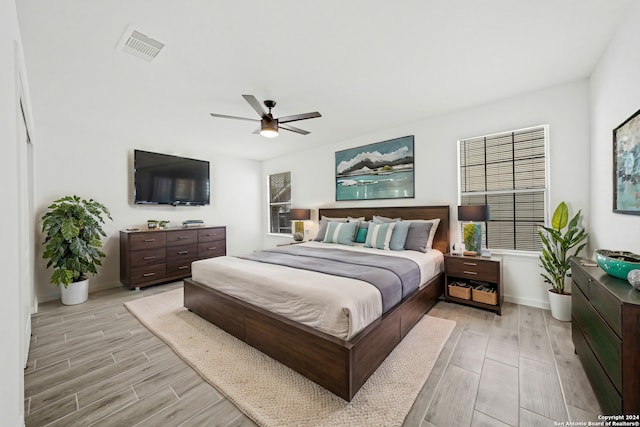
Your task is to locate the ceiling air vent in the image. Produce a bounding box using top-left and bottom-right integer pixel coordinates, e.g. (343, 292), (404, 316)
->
(117, 27), (164, 62)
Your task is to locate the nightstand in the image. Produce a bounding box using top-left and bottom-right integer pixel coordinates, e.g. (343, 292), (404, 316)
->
(444, 253), (503, 315)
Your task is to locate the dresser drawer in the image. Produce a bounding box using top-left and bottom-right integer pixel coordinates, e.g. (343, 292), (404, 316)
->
(167, 260), (193, 278)
(573, 284), (622, 392)
(571, 263), (591, 297)
(198, 227), (226, 242)
(166, 230), (198, 247)
(130, 248), (166, 267)
(130, 263), (166, 285)
(198, 241), (226, 258)
(590, 282), (622, 338)
(445, 257), (498, 282)
(129, 232), (166, 251)
(167, 244), (198, 262)
(573, 319), (622, 414)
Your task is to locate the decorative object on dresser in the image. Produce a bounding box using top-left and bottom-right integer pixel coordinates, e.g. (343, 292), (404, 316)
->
(613, 107), (640, 215)
(457, 204), (490, 256)
(629, 270), (640, 289)
(537, 201), (588, 321)
(594, 249), (640, 281)
(290, 208), (311, 241)
(571, 258), (640, 415)
(120, 226), (226, 290)
(182, 219), (204, 227)
(41, 195), (112, 305)
(444, 253), (502, 315)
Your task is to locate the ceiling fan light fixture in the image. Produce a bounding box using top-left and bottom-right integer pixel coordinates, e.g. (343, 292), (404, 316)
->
(260, 119), (279, 138)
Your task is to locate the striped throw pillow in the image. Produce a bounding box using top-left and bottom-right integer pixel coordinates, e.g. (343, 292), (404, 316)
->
(364, 222), (396, 250)
(322, 221), (359, 246)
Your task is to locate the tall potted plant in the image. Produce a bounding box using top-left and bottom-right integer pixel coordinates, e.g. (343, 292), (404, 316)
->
(41, 195), (112, 305)
(537, 202), (588, 321)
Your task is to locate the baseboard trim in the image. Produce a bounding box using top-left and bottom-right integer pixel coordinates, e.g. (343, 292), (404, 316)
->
(503, 294), (550, 310)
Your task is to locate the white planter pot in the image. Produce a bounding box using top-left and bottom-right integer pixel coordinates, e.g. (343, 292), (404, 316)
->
(61, 278), (89, 305)
(548, 289), (571, 321)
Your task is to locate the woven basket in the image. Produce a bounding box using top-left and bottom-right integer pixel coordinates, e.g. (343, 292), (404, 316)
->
(472, 288), (498, 305)
(448, 284), (471, 300)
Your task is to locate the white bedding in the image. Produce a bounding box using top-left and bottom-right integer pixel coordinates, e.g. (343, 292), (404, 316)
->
(191, 242), (444, 340)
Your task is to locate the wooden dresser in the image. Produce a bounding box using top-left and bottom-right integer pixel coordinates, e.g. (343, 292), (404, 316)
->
(120, 226), (226, 289)
(571, 258), (640, 415)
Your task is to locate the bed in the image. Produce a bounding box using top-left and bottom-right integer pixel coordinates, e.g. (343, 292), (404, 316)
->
(184, 205), (449, 401)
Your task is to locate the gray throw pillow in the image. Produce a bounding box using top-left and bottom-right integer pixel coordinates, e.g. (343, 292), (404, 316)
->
(404, 222), (434, 252)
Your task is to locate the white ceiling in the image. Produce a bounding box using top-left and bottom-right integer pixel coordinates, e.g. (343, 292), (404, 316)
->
(17, 0), (632, 161)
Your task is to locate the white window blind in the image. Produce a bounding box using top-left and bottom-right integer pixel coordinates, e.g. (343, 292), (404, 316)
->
(459, 125), (548, 251)
(268, 171), (291, 234)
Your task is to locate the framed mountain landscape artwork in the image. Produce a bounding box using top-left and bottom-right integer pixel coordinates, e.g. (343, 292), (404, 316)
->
(335, 135), (415, 201)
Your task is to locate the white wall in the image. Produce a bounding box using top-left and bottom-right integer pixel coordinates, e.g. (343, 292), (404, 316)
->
(589, 1), (640, 254)
(33, 142), (262, 303)
(263, 80), (591, 309)
(0, 0), (27, 424)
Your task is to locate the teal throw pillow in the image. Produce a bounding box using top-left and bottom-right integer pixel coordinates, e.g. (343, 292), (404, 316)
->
(389, 221), (411, 250)
(355, 221), (369, 243)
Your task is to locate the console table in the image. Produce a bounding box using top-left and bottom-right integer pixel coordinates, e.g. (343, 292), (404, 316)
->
(120, 226), (226, 289)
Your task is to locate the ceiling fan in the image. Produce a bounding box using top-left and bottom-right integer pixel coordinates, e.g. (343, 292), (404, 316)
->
(209, 95), (321, 138)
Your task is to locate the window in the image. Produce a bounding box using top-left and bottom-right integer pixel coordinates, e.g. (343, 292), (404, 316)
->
(458, 125), (548, 252)
(268, 171), (291, 234)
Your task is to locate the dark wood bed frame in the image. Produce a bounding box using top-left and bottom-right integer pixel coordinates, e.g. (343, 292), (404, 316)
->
(183, 205), (449, 401)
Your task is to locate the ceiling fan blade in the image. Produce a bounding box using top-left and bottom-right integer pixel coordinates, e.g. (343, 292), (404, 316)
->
(209, 113), (258, 122)
(279, 123), (310, 135)
(242, 94), (268, 118)
(278, 112), (321, 124)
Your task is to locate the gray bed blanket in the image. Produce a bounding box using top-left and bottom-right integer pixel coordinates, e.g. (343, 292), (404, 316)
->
(236, 246), (420, 313)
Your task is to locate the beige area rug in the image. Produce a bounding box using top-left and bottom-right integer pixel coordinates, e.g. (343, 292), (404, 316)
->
(125, 289), (455, 427)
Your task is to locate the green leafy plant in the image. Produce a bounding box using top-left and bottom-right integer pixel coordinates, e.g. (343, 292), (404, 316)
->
(538, 202), (588, 295)
(41, 196), (112, 287)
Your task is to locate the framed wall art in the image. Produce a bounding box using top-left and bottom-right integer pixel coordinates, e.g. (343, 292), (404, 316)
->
(335, 135), (414, 201)
(613, 108), (640, 215)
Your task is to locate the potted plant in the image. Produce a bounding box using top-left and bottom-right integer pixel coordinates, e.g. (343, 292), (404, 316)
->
(537, 201), (588, 321)
(41, 195), (112, 305)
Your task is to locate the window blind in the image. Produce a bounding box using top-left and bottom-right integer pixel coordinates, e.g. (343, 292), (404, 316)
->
(459, 126), (547, 251)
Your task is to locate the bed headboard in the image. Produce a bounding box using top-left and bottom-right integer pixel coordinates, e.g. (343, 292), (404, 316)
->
(318, 205), (450, 254)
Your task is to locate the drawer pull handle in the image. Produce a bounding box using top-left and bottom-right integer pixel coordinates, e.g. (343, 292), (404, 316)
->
(143, 256), (157, 260)
(142, 272), (155, 277)
(178, 236), (190, 240)
(178, 251), (189, 255)
(463, 270), (478, 275)
(143, 239), (155, 242)
(463, 262), (477, 266)
(208, 247), (217, 250)
(178, 266), (189, 270)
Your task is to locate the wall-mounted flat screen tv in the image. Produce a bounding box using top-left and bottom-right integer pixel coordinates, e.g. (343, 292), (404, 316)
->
(134, 149), (210, 206)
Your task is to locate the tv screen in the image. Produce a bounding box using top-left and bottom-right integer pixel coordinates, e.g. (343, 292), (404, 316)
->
(134, 150), (210, 206)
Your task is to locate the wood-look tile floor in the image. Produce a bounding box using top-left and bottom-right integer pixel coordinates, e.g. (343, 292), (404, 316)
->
(25, 282), (601, 426)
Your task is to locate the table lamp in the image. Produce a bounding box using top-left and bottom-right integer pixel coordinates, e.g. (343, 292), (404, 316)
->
(290, 209), (311, 241)
(458, 205), (490, 256)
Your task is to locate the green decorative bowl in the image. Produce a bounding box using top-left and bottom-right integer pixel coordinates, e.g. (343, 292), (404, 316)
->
(594, 249), (640, 281)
